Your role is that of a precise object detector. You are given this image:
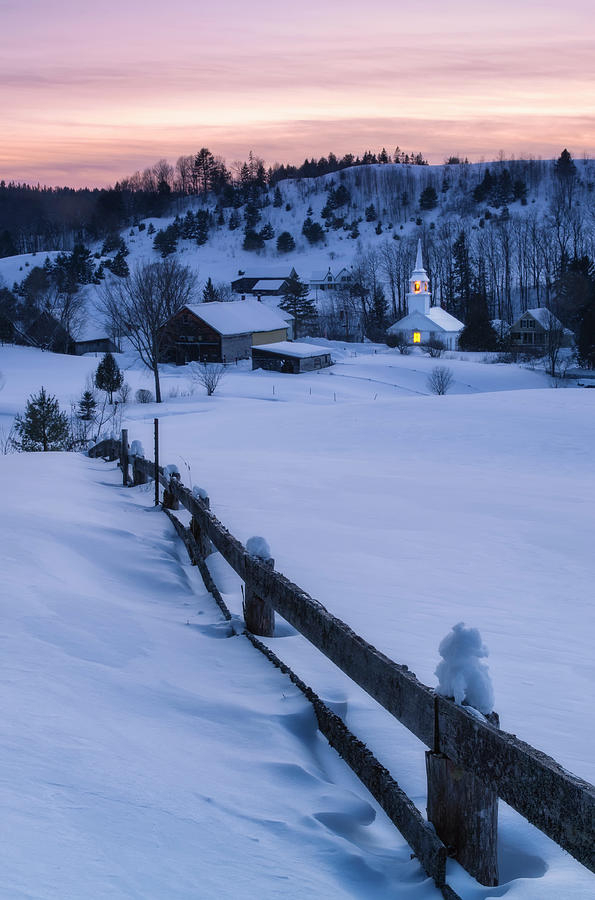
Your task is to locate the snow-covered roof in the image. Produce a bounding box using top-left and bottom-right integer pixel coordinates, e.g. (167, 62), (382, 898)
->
(253, 341), (332, 359)
(388, 307), (464, 334)
(251, 279), (286, 291)
(523, 308), (563, 329)
(184, 301), (288, 336)
(425, 307), (465, 331)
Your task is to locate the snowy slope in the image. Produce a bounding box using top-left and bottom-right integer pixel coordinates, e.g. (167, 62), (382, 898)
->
(1, 343), (593, 897)
(0, 452), (444, 899)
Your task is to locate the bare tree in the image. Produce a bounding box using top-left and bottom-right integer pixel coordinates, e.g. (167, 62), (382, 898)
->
(427, 366), (454, 395)
(543, 311), (566, 377)
(192, 362), (226, 396)
(100, 259), (197, 403)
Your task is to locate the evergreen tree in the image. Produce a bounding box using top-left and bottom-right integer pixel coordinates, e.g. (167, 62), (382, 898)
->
(95, 352), (123, 403)
(153, 226), (178, 257)
(78, 390), (97, 421)
(365, 204), (377, 221)
(243, 228), (265, 251)
(228, 210), (241, 231)
(203, 277), (218, 302)
(276, 231), (295, 253)
(196, 210), (210, 245)
(419, 186), (438, 210)
(452, 231), (473, 320)
(375, 221), (383, 235)
(110, 248), (130, 277)
(13, 387), (70, 452)
(260, 222), (274, 241)
(458, 294), (499, 351)
(273, 186), (283, 207)
(279, 275), (317, 337)
(576, 268), (595, 368)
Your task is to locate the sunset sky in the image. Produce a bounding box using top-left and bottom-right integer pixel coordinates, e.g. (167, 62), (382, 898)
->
(1, 0), (593, 187)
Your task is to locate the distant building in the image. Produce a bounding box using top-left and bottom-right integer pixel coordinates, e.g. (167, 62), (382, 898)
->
(232, 268), (298, 297)
(509, 308), (573, 349)
(159, 300), (289, 364)
(309, 267), (352, 297)
(387, 240), (464, 349)
(252, 341), (333, 374)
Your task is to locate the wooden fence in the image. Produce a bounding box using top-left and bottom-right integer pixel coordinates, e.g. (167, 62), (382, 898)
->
(89, 432), (595, 893)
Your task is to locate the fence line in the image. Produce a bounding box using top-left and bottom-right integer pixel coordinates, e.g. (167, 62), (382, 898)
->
(88, 436), (595, 886)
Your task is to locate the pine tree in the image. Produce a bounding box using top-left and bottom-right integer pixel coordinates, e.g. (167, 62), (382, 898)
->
(110, 248), (129, 277)
(458, 295), (499, 351)
(78, 390), (97, 421)
(273, 186), (283, 207)
(13, 387), (70, 452)
(279, 275), (316, 338)
(365, 204), (377, 221)
(95, 352), (123, 403)
(276, 232), (296, 254)
(419, 186), (438, 210)
(203, 277), (218, 302)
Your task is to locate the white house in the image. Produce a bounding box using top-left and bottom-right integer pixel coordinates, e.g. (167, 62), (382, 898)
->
(388, 240), (464, 350)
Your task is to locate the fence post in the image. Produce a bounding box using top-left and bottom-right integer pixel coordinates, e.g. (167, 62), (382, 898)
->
(162, 472), (180, 510)
(243, 552), (275, 638)
(154, 418), (159, 506)
(131, 444), (148, 486)
(425, 710), (499, 887)
(190, 494), (212, 559)
(120, 429), (129, 486)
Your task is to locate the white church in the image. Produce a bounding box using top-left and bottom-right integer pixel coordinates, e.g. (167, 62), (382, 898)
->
(388, 240), (464, 349)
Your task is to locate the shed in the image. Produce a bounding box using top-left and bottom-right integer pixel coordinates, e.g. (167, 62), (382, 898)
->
(159, 300), (289, 364)
(252, 341), (333, 374)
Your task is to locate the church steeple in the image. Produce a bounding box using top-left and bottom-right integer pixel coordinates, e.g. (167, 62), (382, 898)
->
(407, 239), (431, 314)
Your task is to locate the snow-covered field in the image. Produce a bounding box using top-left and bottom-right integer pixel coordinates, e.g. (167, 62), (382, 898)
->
(0, 342), (593, 898)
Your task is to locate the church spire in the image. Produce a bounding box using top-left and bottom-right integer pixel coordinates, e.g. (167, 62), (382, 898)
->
(407, 240), (432, 314)
(415, 238), (423, 272)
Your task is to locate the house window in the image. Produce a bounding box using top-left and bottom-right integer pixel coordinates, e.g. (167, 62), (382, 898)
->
(413, 331), (421, 343)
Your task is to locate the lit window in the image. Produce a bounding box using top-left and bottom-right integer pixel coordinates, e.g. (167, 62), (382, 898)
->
(423, 282), (428, 292)
(414, 281), (421, 293)
(413, 331), (421, 343)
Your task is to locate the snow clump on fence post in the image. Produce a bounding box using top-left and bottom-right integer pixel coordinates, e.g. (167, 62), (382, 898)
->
(435, 622), (494, 715)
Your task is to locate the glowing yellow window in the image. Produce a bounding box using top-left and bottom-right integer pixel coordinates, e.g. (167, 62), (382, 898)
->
(423, 282), (428, 292)
(413, 331), (421, 343)
(414, 281), (421, 292)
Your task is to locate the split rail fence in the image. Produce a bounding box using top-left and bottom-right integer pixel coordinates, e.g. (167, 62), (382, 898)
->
(89, 429), (594, 896)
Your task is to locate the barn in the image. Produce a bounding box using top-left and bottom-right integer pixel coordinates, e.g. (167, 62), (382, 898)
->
(159, 300), (289, 364)
(252, 341), (333, 374)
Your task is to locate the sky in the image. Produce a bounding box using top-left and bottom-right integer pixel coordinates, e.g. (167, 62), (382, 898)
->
(1, 0), (593, 187)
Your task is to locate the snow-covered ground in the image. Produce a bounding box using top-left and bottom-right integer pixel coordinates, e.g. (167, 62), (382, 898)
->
(0, 342), (593, 897)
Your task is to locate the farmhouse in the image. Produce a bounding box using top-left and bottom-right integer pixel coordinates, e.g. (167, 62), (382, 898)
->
(309, 267), (352, 296)
(232, 269), (298, 297)
(509, 308), (573, 349)
(387, 240), (464, 350)
(252, 341), (333, 374)
(159, 300), (289, 364)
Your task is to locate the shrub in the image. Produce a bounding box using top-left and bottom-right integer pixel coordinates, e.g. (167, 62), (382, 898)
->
(192, 362), (226, 396)
(422, 337), (446, 358)
(427, 366), (454, 395)
(135, 388), (154, 404)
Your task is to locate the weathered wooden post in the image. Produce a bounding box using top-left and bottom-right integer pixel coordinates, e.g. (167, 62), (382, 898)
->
(425, 708), (500, 887)
(162, 466), (181, 510)
(154, 418), (159, 506)
(131, 441), (147, 486)
(120, 429), (129, 486)
(189, 487), (212, 558)
(243, 537), (275, 637)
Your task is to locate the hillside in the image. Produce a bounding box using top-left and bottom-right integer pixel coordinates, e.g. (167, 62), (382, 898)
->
(1, 154), (594, 344)
(0, 341), (593, 897)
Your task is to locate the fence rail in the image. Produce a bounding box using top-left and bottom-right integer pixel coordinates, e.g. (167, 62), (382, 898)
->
(89, 435), (595, 887)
